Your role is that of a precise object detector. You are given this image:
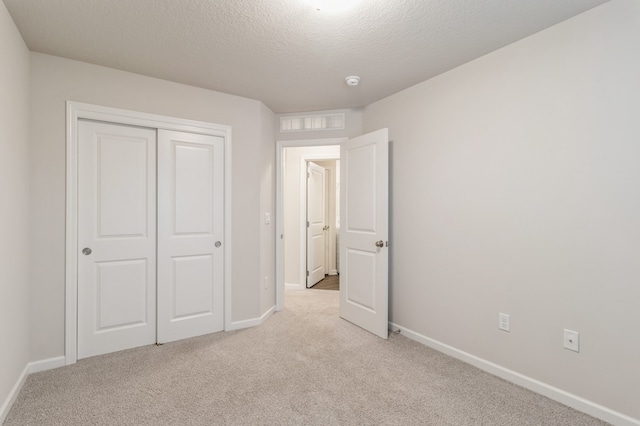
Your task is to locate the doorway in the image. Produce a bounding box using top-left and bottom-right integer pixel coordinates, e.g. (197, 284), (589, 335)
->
(275, 139), (345, 310)
(306, 159), (339, 289)
(275, 129), (390, 339)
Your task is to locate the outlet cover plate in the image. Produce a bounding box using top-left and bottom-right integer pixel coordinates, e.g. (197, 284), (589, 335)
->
(499, 313), (510, 332)
(564, 329), (579, 352)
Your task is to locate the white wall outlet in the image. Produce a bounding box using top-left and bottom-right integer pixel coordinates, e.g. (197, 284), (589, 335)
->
(564, 329), (579, 352)
(264, 276), (269, 289)
(264, 212), (271, 225)
(498, 312), (510, 332)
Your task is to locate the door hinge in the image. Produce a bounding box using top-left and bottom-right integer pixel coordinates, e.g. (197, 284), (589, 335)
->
(307, 172), (310, 178)
(306, 221), (310, 228)
(386, 241), (389, 247)
(306, 271), (309, 277)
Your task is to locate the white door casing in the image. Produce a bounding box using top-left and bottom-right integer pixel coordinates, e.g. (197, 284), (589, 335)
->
(77, 120), (157, 359)
(307, 161), (326, 287)
(157, 130), (225, 343)
(339, 128), (389, 339)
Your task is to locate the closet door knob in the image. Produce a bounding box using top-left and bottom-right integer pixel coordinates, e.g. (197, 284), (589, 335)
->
(215, 241), (222, 248)
(82, 248), (92, 255)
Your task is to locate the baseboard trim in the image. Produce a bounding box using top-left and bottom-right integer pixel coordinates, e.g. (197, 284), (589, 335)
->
(0, 364), (29, 424)
(389, 322), (640, 426)
(227, 305), (276, 331)
(285, 282), (304, 290)
(28, 356), (66, 374)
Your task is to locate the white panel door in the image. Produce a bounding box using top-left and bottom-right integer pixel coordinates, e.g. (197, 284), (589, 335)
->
(340, 128), (389, 339)
(157, 130), (224, 343)
(307, 161), (326, 287)
(77, 120), (157, 359)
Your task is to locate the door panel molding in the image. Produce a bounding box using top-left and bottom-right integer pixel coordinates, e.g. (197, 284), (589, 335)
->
(66, 101), (232, 365)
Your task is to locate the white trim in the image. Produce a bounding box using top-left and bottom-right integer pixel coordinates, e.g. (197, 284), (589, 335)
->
(227, 305), (276, 331)
(0, 364), (29, 424)
(0, 356), (79, 422)
(275, 138), (347, 311)
(389, 322), (640, 426)
(27, 356), (66, 374)
(65, 101), (233, 366)
(285, 282), (305, 290)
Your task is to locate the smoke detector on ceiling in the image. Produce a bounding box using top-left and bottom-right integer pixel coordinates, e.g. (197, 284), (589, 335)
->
(345, 76), (360, 87)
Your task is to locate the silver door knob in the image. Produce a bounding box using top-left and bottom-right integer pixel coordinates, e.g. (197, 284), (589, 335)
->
(82, 247), (92, 255)
(375, 240), (384, 248)
(215, 241), (222, 248)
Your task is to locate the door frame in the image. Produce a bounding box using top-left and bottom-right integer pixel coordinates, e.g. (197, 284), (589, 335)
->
(65, 101), (233, 365)
(275, 138), (346, 311)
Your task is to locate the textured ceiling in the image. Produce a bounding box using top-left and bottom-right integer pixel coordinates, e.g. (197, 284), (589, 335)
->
(3, 0), (608, 113)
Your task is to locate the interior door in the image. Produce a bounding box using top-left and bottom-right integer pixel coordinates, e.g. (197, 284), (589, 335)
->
(307, 161), (326, 287)
(77, 120), (157, 359)
(339, 128), (389, 338)
(157, 130), (225, 343)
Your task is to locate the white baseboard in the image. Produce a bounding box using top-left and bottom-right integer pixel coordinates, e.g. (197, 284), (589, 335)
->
(28, 356), (66, 374)
(0, 355), (66, 424)
(285, 282), (304, 290)
(329, 270), (338, 276)
(227, 305), (276, 331)
(389, 322), (640, 426)
(0, 364), (29, 424)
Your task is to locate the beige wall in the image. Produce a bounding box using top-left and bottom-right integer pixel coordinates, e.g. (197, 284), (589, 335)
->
(0, 2), (30, 419)
(363, 0), (640, 420)
(28, 53), (276, 361)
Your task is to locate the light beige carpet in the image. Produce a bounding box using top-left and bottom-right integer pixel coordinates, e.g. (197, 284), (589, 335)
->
(5, 289), (608, 425)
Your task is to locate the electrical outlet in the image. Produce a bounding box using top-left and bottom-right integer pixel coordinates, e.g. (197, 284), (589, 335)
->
(264, 276), (269, 290)
(264, 212), (271, 225)
(498, 313), (510, 332)
(564, 329), (579, 352)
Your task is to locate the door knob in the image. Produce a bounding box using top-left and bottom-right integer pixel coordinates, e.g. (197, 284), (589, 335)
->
(215, 241), (222, 248)
(375, 240), (384, 248)
(82, 247), (92, 255)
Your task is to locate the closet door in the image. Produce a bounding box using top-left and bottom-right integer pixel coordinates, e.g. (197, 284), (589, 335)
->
(77, 120), (157, 359)
(157, 130), (225, 343)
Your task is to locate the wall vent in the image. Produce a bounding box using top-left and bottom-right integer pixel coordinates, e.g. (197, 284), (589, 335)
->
(280, 113), (345, 132)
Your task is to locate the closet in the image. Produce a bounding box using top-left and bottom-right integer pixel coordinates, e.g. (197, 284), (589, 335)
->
(76, 119), (224, 359)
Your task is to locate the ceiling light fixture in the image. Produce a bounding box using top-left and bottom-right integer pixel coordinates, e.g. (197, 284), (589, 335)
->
(345, 76), (360, 87)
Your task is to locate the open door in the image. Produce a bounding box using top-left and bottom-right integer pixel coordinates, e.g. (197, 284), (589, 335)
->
(307, 161), (327, 287)
(339, 128), (389, 339)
